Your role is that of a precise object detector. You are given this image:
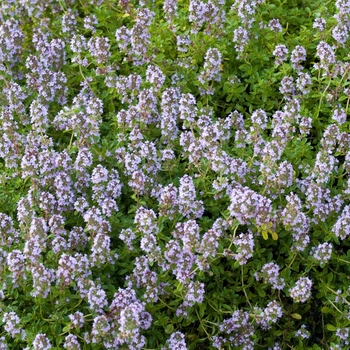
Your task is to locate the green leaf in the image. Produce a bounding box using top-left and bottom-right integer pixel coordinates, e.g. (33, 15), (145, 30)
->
(326, 324), (337, 331)
(165, 324), (174, 334)
(256, 286), (266, 297)
(321, 306), (332, 314)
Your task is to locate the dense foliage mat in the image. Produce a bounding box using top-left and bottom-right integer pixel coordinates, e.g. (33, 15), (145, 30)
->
(0, 0), (350, 349)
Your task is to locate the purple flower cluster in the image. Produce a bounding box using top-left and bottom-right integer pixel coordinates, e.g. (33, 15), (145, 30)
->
(213, 310), (254, 349)
(282, 193), (310, 251)
(291, 45), (306, 71)
(91, 287), (152, 349)
(189, 0), (225, 35)
(255, 262), (285, 290)
(162, 332), (187, 350)
(289, 277), (312, 303)
(198, 48), (222, 90)
(228, 185), (272, 226)
(2, 311), (26, 340)
(254, 300), (283, 330)
(178, 175), (204, 219)
(295, 324), (310, 339)
(273, 44), (288, 66)
(33, 334), (52, 350)
(332, 205), (350, 239)
(310, 242), (333, 265)
(230, 232), (255, 265)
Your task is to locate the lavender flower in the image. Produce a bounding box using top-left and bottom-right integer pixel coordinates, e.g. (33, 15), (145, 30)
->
(332, 205), (350, 239)
(179, 93), (197, 126)
(146, 65), (165, 91)
(33, 334), (52, 350)
(332, 108), (347, 125)
(30, 263), (55, 298)
(162, 332), (187, 350)
(268, 19), (282, 32)
(62, 9), (78, 36)
(134, 207), (158, 235)
(159, 184), (178, 219)
(279, 76), (295, 98)
(183, 281), (205, 307)
(255, 300), (283, 330)
(128, 255), (159, 302)
(69, 311), (85, 329)
(305, 181), (343, 224)
(296, 72), (312, 94)
(335, 328), (349, 346)
(315, 41), (336, 71)
(164, 240), (196, 283)
(90, 315), (110, 344)
(213, 310), (254, 349)
(87, 285), (108, 314)
(178, 175), (204, 218)
(332, 24), (349, 45)
(7, 249), (26, 285)
(164, 0), (178, 22)
(232, 0), (259, 28)
(84, 15), (98, 33)
(91, 233), (113, 267)
(228, 185), (272, 226)
(87, 36), (110, 64)
(291, 45), (306, 70)
(233, 26), (249, 54)
(310, 242), (332, 265)
(115, 25), (131, 52)
(231, 232), (255, 265)
(176, 34), (191, 53)
(119, 228), (136, 250)
(189, 0), (208, 33)
(313, 18), (326, 32)
(289, 277), (312, 303)
(282, 193), (310, 251)
(174, 220), (200, 252)
(255, 262), (285, 290)
(2, 312), (25, 339)
(198, 48), (222, 85)
(251, 108), (268, 130)
(312, 149), (337, 184)
(299, 117), (312, 136)
(273, 44), (288, 66)
(295, 324), (310, 339)
(63, 334), (81, 350)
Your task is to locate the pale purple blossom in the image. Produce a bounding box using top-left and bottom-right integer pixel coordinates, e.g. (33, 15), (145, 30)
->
(162, 332), (187, 350)
(33, 334), (52, 350)
(313, 18), (326, 32)
(289, 277), (312, 303)
(273, 44), (288, 66)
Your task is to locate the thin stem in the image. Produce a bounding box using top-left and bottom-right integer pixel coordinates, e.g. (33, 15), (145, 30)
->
(227, 224), (239, 251)
(68, 130), (75, 150)
(336, 257), (350, 265)
(287, 253), (297, 269)
(316, 79), (332, 118)
(158, 297), (175, 311)
(346, 95), (350, 115)
(207, 300), (232, 314)
(201, 318), (220, 326)
(241, 265), (252, 308)
(327, 299), (343, 315)
(196, 309), (212, 341)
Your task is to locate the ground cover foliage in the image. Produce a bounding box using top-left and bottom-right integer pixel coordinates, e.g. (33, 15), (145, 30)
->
(1, 0), (350, 348)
